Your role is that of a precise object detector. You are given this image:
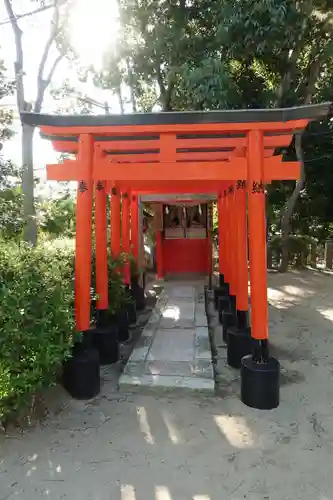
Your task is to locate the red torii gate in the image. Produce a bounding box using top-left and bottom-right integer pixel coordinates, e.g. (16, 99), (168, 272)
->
(21, 102), (331, 409)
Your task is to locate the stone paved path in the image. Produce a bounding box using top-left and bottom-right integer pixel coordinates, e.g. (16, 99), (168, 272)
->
(119, 281), (214, 394)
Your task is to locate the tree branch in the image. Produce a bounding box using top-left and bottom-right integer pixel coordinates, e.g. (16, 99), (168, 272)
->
(3, 0), (25, 111)
(34, 1), (63, 113)
(0, 3), (56, 26)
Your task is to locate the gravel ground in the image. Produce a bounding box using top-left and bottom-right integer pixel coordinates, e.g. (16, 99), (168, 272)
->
(1, 269), (333, 500)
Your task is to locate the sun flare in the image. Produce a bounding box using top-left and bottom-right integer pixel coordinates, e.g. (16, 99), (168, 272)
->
(69, 0), (120, 69)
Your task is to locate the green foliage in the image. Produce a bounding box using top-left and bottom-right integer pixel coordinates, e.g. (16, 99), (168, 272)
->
(0, 58), (14, 144)
(0, 240), (75, 423)
(0, 160), (24, 240)
(107, 257), (133, 314)
(39, 193), (76, 238)
(269, 234), (316, 267)
(0, 235), (133, 423)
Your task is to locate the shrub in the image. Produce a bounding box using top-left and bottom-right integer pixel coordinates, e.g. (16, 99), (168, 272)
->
(269, 234), (317, 268)
(91, 252), (133, 321)
(0, 240), (75, 423)
(0, 238), (133, 424)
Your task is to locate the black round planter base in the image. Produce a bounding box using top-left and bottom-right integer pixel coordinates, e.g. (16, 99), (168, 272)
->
(218, 295), (230, 314)
(241, 355), (280, 410)
(92, 325), (119, 365)
(131, 285), (145, 311)
(124, 285), (137, 325)
(114, 309), (130, 343)
(229, 294), (237, 314)
(214, 285), (230, 310)
(222, 310), (237, 343)
(227, 327), (252, 369)
(127, 301), (137, 325)
(237, 310), (249, 329)
(96, 309), (109, 328)
(63, 344), (100, 400)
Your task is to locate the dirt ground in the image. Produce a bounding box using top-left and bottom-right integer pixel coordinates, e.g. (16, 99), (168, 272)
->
(1, 269), (333, 500)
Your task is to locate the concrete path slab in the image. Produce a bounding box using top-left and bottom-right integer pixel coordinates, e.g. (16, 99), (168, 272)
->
(119, 282), (214, 394)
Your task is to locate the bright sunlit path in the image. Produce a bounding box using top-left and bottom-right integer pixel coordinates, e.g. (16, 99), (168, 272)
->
(136, 406), (155, 445)
(121, 484), (136, 500)
(214, 415), (255, 449)
(155, 486), (173, 500)
(69, 0), (120, 69)
(318, 308), (333, 323)
(161, 410), (182, 444)
(282, 284), (313, 298)
(162, 306), (180, 321)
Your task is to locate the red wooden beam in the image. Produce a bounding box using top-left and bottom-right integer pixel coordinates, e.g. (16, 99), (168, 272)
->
(41, 119), (309, 137)
(96, 159), (246, 182)
(51, 134), (293, 155)
(46, 156), (300, 185)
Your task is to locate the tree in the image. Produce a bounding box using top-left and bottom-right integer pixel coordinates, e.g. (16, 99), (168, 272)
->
(50, 79), (95, 114)
(93, 0), (221, 112)
(0, 56), (23, 239)
(4, 0), (71, 245)
(204, 0), (333, 269)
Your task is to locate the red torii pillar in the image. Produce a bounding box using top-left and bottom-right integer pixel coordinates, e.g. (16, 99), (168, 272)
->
(121, 191), (131, 285)
(131, 193), (139, 277)
(217, 185), (240, 343)
(75, 134), (93, 332)
(94, 179), (108, 312)
(111, 186), (121, 260)
(235, 180), (249, 328)
(223, 190), (231, 288)
(215, 189), (231, 314)
(240, 129), (280, 410)
(226, 179), (252, 369)
(217, 194), (225, 285)
(228, 184), (237, 313)
(156, 230), (164, 279)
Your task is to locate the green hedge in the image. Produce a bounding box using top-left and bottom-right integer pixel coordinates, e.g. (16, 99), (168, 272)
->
(0, 238), (133, 424)
(0, 240), (75, 423)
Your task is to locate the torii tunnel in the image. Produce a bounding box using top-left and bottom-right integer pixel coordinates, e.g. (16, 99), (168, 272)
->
(21, 102), (331, 409)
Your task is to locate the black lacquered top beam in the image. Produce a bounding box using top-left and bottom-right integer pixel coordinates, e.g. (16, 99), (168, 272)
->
(21, 102), (332, 128)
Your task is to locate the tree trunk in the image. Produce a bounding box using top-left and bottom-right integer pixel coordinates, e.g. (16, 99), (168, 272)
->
(116, 85), (124, 114)
(22, 124), (37, 245)
(279, 133), (305, 272)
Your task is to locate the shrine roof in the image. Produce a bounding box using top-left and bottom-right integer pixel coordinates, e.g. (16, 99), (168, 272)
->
(21, 102), (331, 130)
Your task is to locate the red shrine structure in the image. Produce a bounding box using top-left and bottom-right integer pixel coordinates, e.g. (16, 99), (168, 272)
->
(21, 102), (331, 409)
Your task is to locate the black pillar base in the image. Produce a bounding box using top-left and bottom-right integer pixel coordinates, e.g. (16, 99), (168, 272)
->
(127, 300), (137, 325)
(218, 295), (230, 313)
(124, 285), (137, 325)
(96, 309), (109, 328)
(63, 339), (101, 400)
(241, 355), (280, 410)
(227, 327), (252, 368)
(219, 273), (225, 286)
(91, 325), (119, 365)
(229, 294), (237, 314)
(222, 310), (237, 343)
(115, 309), (130, 343)
(236, 310), (249, 329)
(214, 284), (230, 310)
(131, 284), (145, 311)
